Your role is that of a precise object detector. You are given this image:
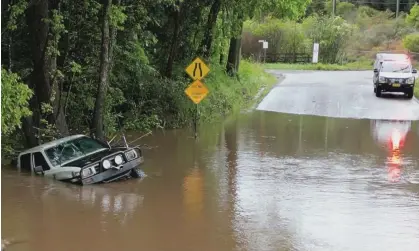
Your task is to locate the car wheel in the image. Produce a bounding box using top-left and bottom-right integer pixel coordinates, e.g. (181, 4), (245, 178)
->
(375, 86), (382, 97)
(130, 167), (144, 178)
(406, 89), (414, 99)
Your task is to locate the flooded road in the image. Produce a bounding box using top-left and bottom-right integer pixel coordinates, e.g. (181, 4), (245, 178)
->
(2, 111), (419, 251)
(258, 70), (419, 120)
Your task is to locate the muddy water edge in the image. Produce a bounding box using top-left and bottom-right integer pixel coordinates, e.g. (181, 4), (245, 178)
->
(2, 111), (419, 251)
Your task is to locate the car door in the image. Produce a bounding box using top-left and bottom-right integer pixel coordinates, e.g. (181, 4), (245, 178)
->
(32, 152), (53, 175)
(19, 153), (32, 171)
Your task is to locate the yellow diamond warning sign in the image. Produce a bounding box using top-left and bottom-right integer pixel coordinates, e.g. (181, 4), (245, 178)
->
(185, 57), (210, 80)
(184, 80), (209, 104)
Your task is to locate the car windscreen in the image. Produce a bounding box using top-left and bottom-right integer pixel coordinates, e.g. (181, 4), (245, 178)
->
(381, 63), (411, 73)
(45, 137), (108, 166)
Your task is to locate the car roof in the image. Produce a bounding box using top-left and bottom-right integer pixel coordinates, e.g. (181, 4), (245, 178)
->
(377, 53), (410, 61)
(18, 134), (87, 155)
(381, 60), (411, 65)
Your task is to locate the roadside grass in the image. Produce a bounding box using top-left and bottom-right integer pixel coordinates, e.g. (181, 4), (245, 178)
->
(263, 61), (373, 71)
(415, 80), (419, 99)
(198, 60), (277, 122)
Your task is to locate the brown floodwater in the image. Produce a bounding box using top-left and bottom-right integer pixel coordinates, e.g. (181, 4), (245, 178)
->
(2, 111), (419, 251)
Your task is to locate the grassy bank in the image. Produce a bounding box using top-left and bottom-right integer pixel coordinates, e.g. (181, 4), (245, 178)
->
(263, 61), (372, 71)
(415, 80), (419, 98)
(197, 60), (277, 122)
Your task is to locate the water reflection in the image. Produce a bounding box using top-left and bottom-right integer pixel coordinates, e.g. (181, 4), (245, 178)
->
(223, 112), (419, 251)
(2, 112), (419, 251)
(371, 119), (411, 148)
(41, 182), (144, 225)
(371, 119), (412, 183)
(183, 165), (204, 219)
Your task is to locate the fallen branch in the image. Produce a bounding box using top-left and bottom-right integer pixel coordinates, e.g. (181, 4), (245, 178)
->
(128, 130), (152, 145)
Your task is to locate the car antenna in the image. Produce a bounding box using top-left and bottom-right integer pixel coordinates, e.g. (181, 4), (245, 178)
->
(114, 113), (129, 148)
(122, 133), (129, 148)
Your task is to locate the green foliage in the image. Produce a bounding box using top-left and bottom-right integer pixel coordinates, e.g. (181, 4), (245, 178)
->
(5, 0), (28, 31)
(406, 3), (419, 29)
(415, 79), (419, 98)
(199, 60), (276, 121)
(1, 68), (33, 135)
(244, 18), (307, 55)
(403, 33), (419, 52)
(110, 4), (127, 30)
(303, 15), (354, 63)
(244, 3), (417, 66)
(44, 9), (66, 57)
(244, 15), (354, 64)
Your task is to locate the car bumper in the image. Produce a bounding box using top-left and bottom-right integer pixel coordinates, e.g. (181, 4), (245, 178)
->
(81, 157), (144, 185)
(377, 83), (414, 92)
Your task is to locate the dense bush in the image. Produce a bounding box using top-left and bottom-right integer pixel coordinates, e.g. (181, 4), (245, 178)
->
(403, 33), (419, 53)
(242, 2), (418, 65)
(1, 68), (33, 135)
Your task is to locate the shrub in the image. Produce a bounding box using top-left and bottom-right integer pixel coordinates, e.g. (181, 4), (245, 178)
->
(1, 68), (33, 135)
(403, 33), (419, 53)
(406, 3), (419, 29)
(243, 3), (417, 66)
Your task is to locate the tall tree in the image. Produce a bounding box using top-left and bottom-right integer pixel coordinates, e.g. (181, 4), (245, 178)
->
(91, 0), (112, 140)
(197, 0), (222, 59)
(23, 0), (69, 147)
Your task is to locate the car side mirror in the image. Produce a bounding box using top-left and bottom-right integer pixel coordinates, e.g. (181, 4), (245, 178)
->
(34, 165), (44, 175)
(412, 69), (417, 74)
(374, 69), (378, 73)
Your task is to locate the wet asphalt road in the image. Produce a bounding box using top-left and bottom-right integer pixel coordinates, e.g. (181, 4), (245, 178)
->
(257, 70), (419, 121)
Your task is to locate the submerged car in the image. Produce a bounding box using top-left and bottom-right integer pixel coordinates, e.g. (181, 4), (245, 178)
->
(15, 134), (145, 185)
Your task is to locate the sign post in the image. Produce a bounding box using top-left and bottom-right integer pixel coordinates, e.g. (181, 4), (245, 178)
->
(258, 40), (268, 63)
(262, 41), (268, 63)
(185, 57), (210, 138)
(312, 43), (319, 64)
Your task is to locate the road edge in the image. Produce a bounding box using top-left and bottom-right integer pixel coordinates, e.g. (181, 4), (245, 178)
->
(250, 72), (285, 111)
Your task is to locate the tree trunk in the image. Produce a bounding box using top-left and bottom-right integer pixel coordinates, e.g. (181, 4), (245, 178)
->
(21, 98), (40, 148)
(197, 0), (222, 59)
(226, 39), (241, 76)
(226, 22), (243, 76)
(91, 0), (112, 140)
(108, 0), (121, 73)
(8, 36), (13, 71)
(24, 0), (66, 146)
(165, 6), (181, 78)
(50, 2), (69, 136)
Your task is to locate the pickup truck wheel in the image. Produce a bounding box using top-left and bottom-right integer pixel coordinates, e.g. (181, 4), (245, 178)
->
(375, 86), (382, 97)
(130, 167), (144, 178)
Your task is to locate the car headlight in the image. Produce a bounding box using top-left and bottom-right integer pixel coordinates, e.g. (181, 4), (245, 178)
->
(379, 76), (386, 82)
(407, 77), (414, 84)
(103, 159), (111, 169)
(114, 155), (123, 165)
(81, 167), (96, 178)
(125, 149), (138, 161)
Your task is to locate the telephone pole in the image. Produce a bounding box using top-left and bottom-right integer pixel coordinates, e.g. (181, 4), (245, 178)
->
(396, 0), (400, 18)
(332, 0), (336, 16)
